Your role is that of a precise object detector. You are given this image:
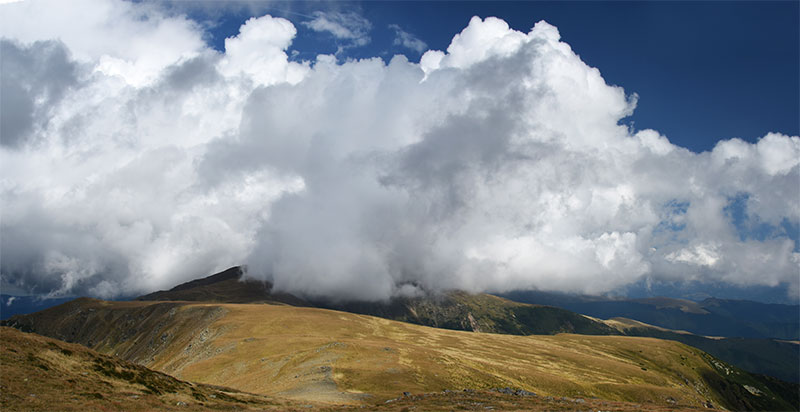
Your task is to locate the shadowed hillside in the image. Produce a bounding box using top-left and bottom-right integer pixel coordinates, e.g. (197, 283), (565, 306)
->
(136, 266), (308, 305)
(0, 326), (301, 411)
(3, 299), (798, 411)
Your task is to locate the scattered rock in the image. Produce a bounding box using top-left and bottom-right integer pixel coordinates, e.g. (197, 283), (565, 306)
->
(492, 388), (535, 397)
(176, 401), (187, 406)
(743, 385), (763, 396)
(402, 391), (411, 397)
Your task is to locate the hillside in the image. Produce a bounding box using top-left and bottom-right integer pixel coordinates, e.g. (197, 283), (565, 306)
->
(502, 291), (800, 382)
(601, 317), (800, 383)
(1, 328), (719, 412)
(133, 267), (800, 383)
(136, 266), (618, 336)
(0, 326), (299, 411)
(502, 290), (800, 340)
(136, 267), (308, 306)
(3, 299), (798, 411)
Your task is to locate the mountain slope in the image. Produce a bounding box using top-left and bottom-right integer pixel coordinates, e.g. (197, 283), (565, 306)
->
(136, 266), (308, 305)
(136, 267), (618, 336)
(601, 317), (800, 383)
(503, 291), (800, 383)
(502, 290), (800, 340)
(4, 299), (798, 411)
(131, 268), (800, 383)
(0, 326), (296, 411)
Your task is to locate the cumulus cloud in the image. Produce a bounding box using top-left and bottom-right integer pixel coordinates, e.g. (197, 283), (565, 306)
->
(389, 24), (427, 54)
(0, 3), (798, 302)
(302, 11), (372, 51)
(219, 14), (309, 86)
(0, 39), (79, 148)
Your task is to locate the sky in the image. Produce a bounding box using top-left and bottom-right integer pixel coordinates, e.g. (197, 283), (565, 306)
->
(0, 0), (798, 303)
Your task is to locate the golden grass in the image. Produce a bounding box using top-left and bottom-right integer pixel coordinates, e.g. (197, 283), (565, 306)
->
(0, 326), (306, 411)
(121, 302), (729, 409)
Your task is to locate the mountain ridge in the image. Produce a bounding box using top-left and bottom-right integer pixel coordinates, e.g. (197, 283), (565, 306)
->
(135, 266), (619, 336)
(128, 267), (800, 383)
(4, 299), (798, 411)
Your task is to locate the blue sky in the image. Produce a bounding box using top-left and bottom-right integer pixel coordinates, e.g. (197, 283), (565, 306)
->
(195, 1), (800, 153)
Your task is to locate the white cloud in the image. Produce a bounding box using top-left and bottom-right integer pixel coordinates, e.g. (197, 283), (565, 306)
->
(0, 0), (205, 86)
(302, 11), (371, 50)
(388, 24), (427, 54)
(219, 14), (309, 86)
(0, 3), (797, 301)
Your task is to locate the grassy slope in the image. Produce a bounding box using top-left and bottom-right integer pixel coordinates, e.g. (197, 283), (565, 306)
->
(602, 317), (800, 384)
(502, 291), (800, 340)
(5, 299), (797, 411)
(329, 291), (619, 336)
(0, 326), (301, 411)
(134, 268), (799, 385)
(135, 267), (620, 336)
(0, 329), (715, 412)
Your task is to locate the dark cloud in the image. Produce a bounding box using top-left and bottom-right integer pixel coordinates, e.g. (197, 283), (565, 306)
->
(0, 40), (78, 148)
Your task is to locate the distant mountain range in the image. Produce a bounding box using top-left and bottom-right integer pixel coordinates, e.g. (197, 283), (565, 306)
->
(501, 290), (800, 340)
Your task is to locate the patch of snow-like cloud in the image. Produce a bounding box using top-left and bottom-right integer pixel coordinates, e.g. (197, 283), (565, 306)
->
(302, 10), (372, 52)
(389, 24), (427, 54)
(0, 3), (797, 302)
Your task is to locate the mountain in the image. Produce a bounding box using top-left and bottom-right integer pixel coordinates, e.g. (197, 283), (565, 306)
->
(501, 291), (800, 383)
(501, 290), (800, 340)
(131, 267), (800, 383)
(600, 317), (800, 383)
(0, 326), (296, 411)
(3, 298), (798, 411)
(137, 266), (618, 336)
(136, 266), (307, 305)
